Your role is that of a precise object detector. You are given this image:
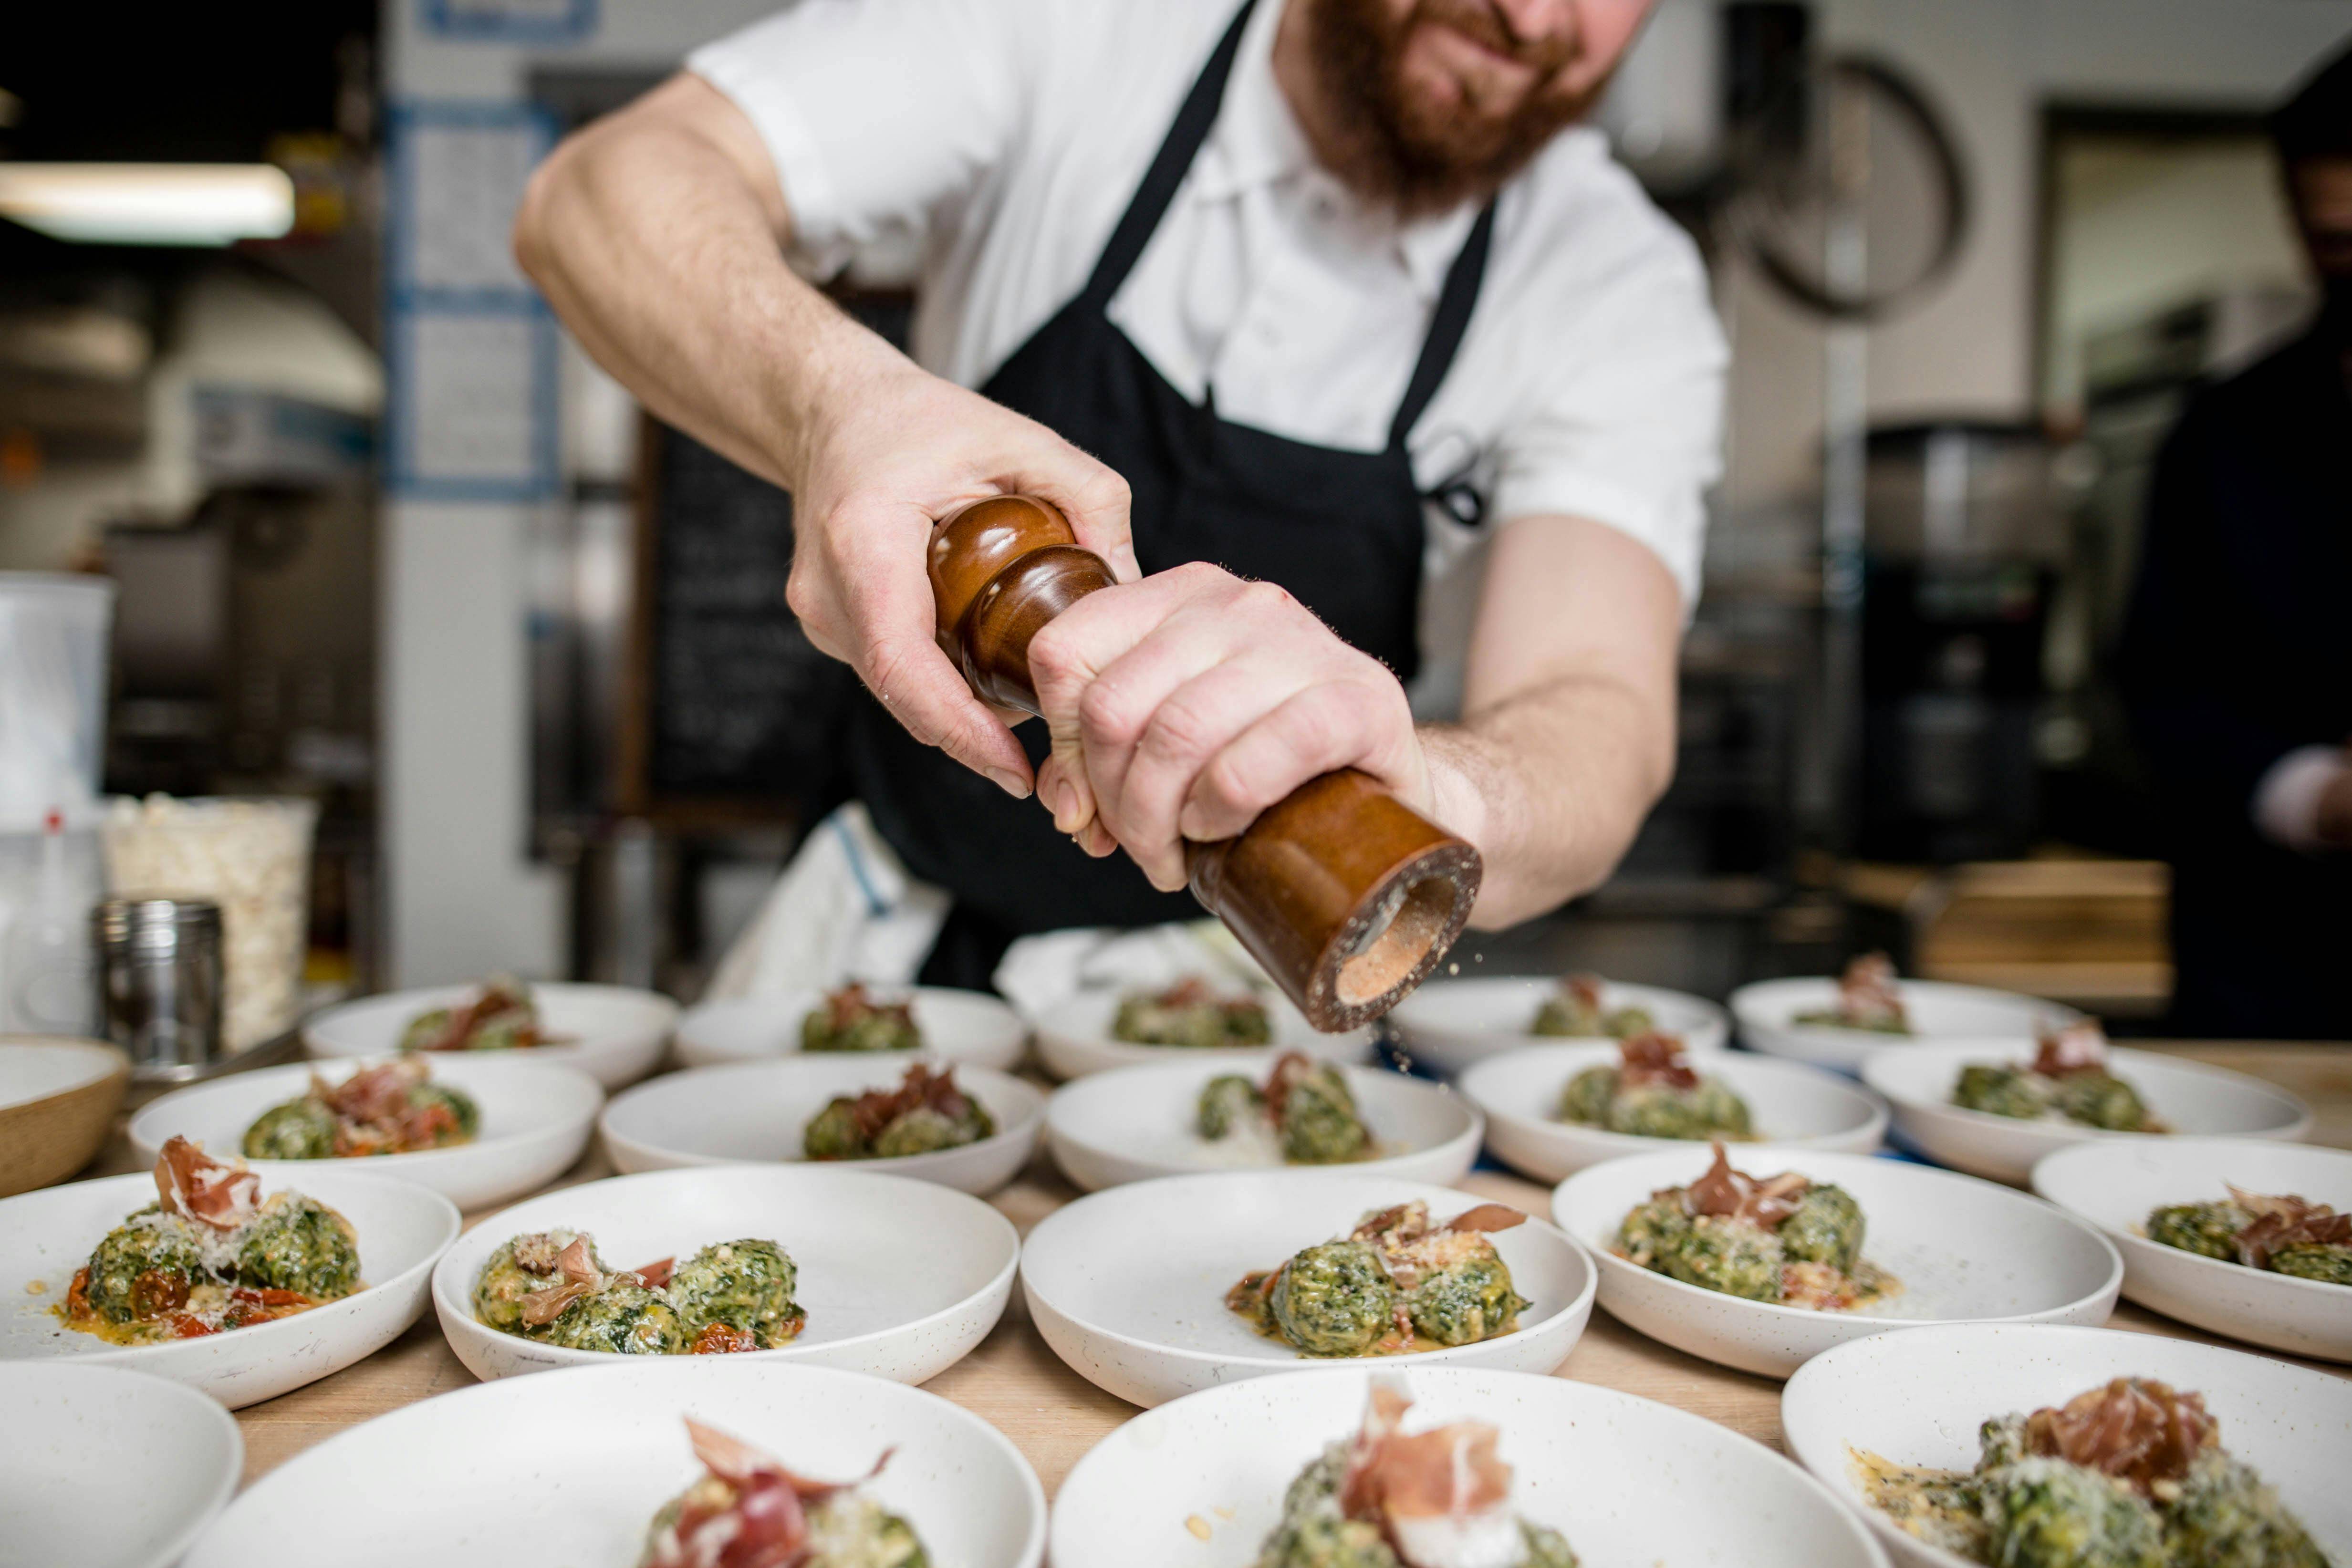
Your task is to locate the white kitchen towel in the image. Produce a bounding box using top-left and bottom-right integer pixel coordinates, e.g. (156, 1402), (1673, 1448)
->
(704, 802), (951, 998)
(991, 917), (1271, 1022)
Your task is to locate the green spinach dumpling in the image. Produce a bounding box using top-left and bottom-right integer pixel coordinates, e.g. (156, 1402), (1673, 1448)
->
(668, 1238), (804, 1350)
(235, 1193), (362, 1299)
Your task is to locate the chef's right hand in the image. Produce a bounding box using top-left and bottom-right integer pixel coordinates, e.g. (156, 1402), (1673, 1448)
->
(782, 343), (1138, 798)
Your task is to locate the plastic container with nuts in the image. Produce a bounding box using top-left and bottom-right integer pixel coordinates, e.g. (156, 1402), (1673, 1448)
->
(100, 794), (319, 1052)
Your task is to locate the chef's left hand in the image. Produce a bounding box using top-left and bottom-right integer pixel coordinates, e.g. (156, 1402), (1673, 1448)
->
(1025, 562), (1432, 889)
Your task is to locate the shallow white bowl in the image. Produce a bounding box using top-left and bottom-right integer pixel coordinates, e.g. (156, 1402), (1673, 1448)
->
(674, 986), (1027, 1073)
(432, 1163), (1017, 1385)
(1863, 1041), (2313, 1185)
(1782, 1323), (2352, 1568)
(0, 1362), (242, 1568)
(600, 1056), (1045, 1196)
(0, 1167), (459, 1408)
(1387, 976), (1731, 1078)
(1044, 1060), (1481, 1192)
(2032, 1137), (2352, 1362)
(306, 981), (678, 1091)
(1551, 1145), (2122, 1378)
(1030, 987), (1373, 1082)
(1732, 976), (2079, 1074)
(185, 1359), (1045, 1568)
(129, 1054), (604, 1213)
(1053, 1364), (1888, 1568)
(1018, 1172), (1595, 1408)
(1458, 1042), (1890, 1183)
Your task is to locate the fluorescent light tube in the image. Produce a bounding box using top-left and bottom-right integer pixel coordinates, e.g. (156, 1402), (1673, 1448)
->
(0, 163), (296, 247)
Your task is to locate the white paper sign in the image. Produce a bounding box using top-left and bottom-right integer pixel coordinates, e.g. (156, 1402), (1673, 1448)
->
(403, 117), (542, 297)
(403, 313), (545, 488)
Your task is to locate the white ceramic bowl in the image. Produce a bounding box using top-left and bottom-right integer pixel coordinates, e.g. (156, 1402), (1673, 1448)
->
(129, 1054), (604, 1213)
(306, 981), (678, 1090)
(432, 1163), (1017, 1384)
(1458, 1041), (1890, 1183)
(599, 1056), (1045, 1196)
(1782, 1323), (2352, 1568)
(1053, 1364), (1889, 1568)
(0, 1167), (459, 1408)
(674, 986), (1027, 1072)
(1732, 976), (2080, 1074)
(1030, 986), (1374, 1082)
(1044, 1059), (1482, 1192)
(185, 1359), (1045, 1568)
(1, 1362), (242, 1568)
(1863, 1041), (2313, 1185)
(2032, 1137), (2352, 1362)
(1387, 975), (1731, 1078)
(1551, 1145), (2122, 1378)
(1018, 1172), (1596, 1408)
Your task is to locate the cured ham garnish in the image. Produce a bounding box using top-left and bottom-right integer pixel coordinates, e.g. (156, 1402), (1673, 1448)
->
(2020, 1378), (2216, 1495)
(1262, 1051), (1317, 1119)
(2227, 1187), (2351, 1270)
(1617, 1031), (1700, 1091)
(820, 981), (913, 1031)
(1683, 1142), (1811, 1229)
(1338, 1379), (1520, 1568)
(154, 1137), (261, 1232)
(635, 1256), (677, 1291)
(1564, 974), (1607, 1016)
(321, 1057), (429, 1123)
(838, 1062), (976, 1145)
(645, 1419), (891, 1568)
(1351, 1201), (1527, 1249)
(2032, 1020), (2110, 1079)
(1836, 953), (1906, 1029)
(519, 1236), (607, 1328)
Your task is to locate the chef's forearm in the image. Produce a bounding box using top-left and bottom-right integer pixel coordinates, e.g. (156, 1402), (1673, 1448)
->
(1420, 669), (1676, 929)
(512, 75), (890, 494)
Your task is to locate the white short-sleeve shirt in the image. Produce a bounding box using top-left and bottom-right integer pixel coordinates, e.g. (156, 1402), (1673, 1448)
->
(688, 0), (1727, 611)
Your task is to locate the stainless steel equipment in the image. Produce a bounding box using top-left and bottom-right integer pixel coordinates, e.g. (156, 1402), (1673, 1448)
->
(93, 896), (225, 1080)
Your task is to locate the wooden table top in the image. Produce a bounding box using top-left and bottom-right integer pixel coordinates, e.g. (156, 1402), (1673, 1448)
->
(86, 1038), (2352, 1498)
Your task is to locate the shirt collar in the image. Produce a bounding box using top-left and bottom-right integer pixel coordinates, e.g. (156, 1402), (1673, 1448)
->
(1195, 0), (1483, 303)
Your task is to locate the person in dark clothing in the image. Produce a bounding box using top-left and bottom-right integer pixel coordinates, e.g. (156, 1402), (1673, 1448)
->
(2121, 39), (2352, 1039)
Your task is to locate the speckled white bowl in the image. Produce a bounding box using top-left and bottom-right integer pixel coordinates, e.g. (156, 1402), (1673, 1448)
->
(1863, 1041), (2313, 1185)
(1782, 1324), (2352, 1568)
(130, 1053), (604, 1212)
(1458, 1041), (1889, 1182)
(432, 1163), (1017, 1385)
(1387, 975), (1731, 1078)
(1030, 987), (1374, 1082)
(1019, 1172), (1595, 1408)
(1054, 1365), (1889, 1568)
(306, 982), (677, 1091)
(186, 1359), (1045, 1568)
(1732, 977), (2080, 1075)
(599, 1056), (1044, 1196)
(2032, 1137), (2352, 1362)
(0, 1166), (458, 1408)
(674, 986), (1027, 1072)
(1552, 1145), (2121, 1378)
(1044, 1059), (1481, 1191)
(0, 1362), (242, 1568)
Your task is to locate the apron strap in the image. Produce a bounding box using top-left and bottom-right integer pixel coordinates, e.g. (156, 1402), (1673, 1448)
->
(1387, 198), (1497, 453)
(1079, 0), (1259, 311)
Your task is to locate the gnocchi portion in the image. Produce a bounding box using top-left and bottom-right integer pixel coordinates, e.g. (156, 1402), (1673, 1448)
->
(1614, 1143), (1896, 1312)
(1197, 1052), (1376, 1165)
(472, 1231), (804, 1355)
(641, 1418), (926, 1568)
(1228, 1200), (1533, 1358)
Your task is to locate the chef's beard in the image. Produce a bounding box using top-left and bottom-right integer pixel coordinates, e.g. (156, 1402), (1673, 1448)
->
(1303, 0), (1610, 218)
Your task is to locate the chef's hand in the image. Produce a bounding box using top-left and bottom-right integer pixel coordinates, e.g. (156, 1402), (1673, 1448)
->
(1026, 563), (1432, 887)
(783, 346), (1139, 798)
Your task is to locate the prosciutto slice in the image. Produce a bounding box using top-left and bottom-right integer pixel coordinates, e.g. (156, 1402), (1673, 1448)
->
(2031, 1021), (2110, 1078)
(1616, 1031), (1699, 1090)
(154, 1137), (260, 1232)
(2227, 1186), (2351, 1269)
(1338, 1379), (1521, 1568)
(646, 1419), (891, 1568)
(839, 1062), (975, 1144)
(1836, 953), (1907, 1029)
(519, 1236), (606, 1327)
(2020, 1378), (2216, 1494)
(1683, 1142), (1810, 1229)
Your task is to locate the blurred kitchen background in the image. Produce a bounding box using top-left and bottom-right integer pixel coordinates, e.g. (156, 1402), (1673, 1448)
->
(2, 0), (2346, 1042)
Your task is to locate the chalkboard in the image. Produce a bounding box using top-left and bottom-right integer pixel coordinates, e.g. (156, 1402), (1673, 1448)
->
(621, 420), (854, 826)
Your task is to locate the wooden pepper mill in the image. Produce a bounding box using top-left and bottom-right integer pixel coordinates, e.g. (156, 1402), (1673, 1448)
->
(926, 494), (1483, 1031)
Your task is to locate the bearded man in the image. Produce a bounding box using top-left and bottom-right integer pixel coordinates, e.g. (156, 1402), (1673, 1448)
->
(517, 0), (1724, 985)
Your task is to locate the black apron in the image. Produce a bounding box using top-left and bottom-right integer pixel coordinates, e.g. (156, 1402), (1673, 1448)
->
(846, 0), (1497, 988)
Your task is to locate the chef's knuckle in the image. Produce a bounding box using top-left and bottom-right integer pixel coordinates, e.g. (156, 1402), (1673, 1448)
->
(1234, 579), (1298, 620)
(1138, 693), (1220, 765)
(1077, 678), (1144, 747)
